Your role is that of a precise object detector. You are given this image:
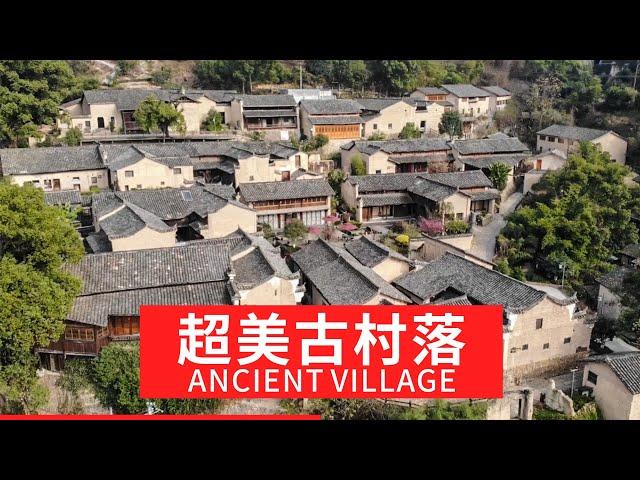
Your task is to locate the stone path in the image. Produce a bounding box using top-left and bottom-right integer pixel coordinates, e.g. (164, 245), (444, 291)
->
(470, 192), (523, 261)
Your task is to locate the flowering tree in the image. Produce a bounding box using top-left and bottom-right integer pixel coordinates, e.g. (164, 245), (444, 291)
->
(419, 217), (444, 236)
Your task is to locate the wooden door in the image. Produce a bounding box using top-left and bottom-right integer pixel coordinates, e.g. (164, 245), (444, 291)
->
(53, 179), (61, 191)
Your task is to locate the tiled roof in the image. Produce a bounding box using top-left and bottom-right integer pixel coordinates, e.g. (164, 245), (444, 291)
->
(537, 124), (610, 142)
(393, 252), (546, 314)
(360, 192), (414, 207)
(347, 173), (424, 193)
(232, 235), (297, 289)
(343, 138), (451, 155)
(301, 99), (361, 115)
(67, 238), (236, 295)
(388, 154), (450, 165)
(107, 146), (192, 171)
(239, 179), (334, 202)
(236, 94), (297, 108)
(84, 230), (112, 254)
(415, 87), (447, 95)
(466, 189), (501, 201)
(291, 239), (410, 304)
(44, 190), (83, 206)
(355, 98), (411, 112)
(408, 179), (458, 202)
(596, 266), (634, 291)
(451, 137), (529, 155)
(0, 145), (105, 175)
(441, 84), (491, 98)
(420, 170), (492, 189)
(432, 294), (472, 306)
(479, 86), (511, 97)
(458, 154), (529, 169)
(80, 89), (236, 111)
(70, 283), (231, 327)
(345, 236), (413, 268)
(308, 115), (363, 125)
(620, 244), (640, 259)
(584, 352), (640, 394)
(290, 169), (319, 180)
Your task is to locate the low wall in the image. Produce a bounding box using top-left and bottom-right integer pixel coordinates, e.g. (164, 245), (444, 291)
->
(437, 233), (473, 251)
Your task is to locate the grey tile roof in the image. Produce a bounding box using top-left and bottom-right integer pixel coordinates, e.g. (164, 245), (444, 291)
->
(596, 266), (634, 291)
(360, 192), (415, 207)
(99, 203), (175, 239)
(347, 173), (425, 193)
(466, 189), (501, 201)
(479, 86), (511, 97)
(239, 179), (334, 202)
(308, 115), (363, 125)
(0, 145), (106, 175)
(66, 238), (235, 296)
(388, 154), (450, 165)
(451, 137), (529, 155)
(415, 87), (447, 95)
(201, 183), (236, 199)
(84, 230), (112, 254)
(107, 146), (192, 171)
(243, 109), (298, 118)
(345, 236), (413, 268)
(44, 190), (83, 206)
(231, 234), (297, 289)
(421, 170), (493, 189)
(94, 184), (250, 223)
(81, 89), (236, 111)
(441, 84), (491, 98)
(584, 352), (640, 394)
(292, 239), (410, 304)
(233, 248), (276, 289)
(393, 252), (546, 314)
(432, 294), (472, 306)
(458, 154), (529, 169)
(620, 244), (640, 259)
(344, 138), (451, 155)
(236, 94), (296, 108)
(290, 168), (319, 180)
(70, 283), (231, 326)
(355, 98), (411, 112)
(301, 99), (361, 115)
(408, 179), (458, 202)
(537, 124), (609, 142)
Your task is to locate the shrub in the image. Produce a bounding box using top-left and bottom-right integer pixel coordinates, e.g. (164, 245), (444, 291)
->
(249, 131), (265, 141)
(398, 122), (421, 139)
(302, 134), (329, 153)
(350, 154), (366, 175)
(63, 127), (83, 146)
(420, 217), (444, 235)
(150, 67), (172, 86)
(368, 132), (386, 141)
(395, 234), (410, 246)
(260, 222), (274, 240)
(445, 220), (469, 235)
(202, 109), (224, 132)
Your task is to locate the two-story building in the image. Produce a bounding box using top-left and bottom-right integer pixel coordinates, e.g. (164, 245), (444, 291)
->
(393, 252), (595, 380)
(341, 170), (498, 223)
(340, 138), (454, 175)
(88, 184), (256, 252)
(36, 231), (302, 369)
(536, 124), (628, 164)
(229, 94), (299, 141)
(479, 85), (512, 116)
(238, 178), (334, 229)
(58, 88), (236, 136)
(299, 99), (364, 141)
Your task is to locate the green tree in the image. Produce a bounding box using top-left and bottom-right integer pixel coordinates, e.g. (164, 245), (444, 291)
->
(202, 109), (224, 132)
(619, 270), (640, 334)
(194, 60), (291, 92)
(367, 132), (386, 141)
(438, 110), (463, 140)
(133, 96), (186, 140)
(150, 67), (172, 87)
(350, 154), (366, 176)
(368, 60), (421, 96)
(116, 60), (137, 76)
(500, 143), (640, 285)
(0, 182), (83, 413)
(488, 162), (512, 191)
(603, 85), (637, 111)
(0, 61), (80, 147)
(63, 127), (83, 146)
(400, 400), (487, 420)
(327, 169), (346, 195)
(283, 219), (308, 248)
(302, 134), (329, 153)
(398, 122), (421, 139)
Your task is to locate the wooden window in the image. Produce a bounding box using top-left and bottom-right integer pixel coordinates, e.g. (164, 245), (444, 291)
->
(97, 117), (105, 129)
(44, 179), (52, 189)
(536, 318), (543, 329)
(558, 138), (564, 144)
(373, 124), (378, 130)
(174, 168), (182, 175)
(543, 343), (549, 350)
(125, 170), (134, 178)
(388, 123), (392, 130)
(522, 344), (528, 351)
(510, 347), (517, 353)
(564, 337), (571, 344)
(65, 327), (95, 341)
(587, 371), (598, 385)
(91, 177), (98, 184)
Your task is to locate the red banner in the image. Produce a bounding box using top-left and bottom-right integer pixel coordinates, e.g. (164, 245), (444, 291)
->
(140, 305), (503, 399)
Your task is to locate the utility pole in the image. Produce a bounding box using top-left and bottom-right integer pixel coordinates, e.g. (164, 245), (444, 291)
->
(570, 368), (578, 398)
(633, 60), (639, 90)
(299, 62), (303, 89)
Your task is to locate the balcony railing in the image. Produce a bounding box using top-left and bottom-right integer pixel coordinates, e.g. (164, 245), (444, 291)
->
(253, 201), (327, 211)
